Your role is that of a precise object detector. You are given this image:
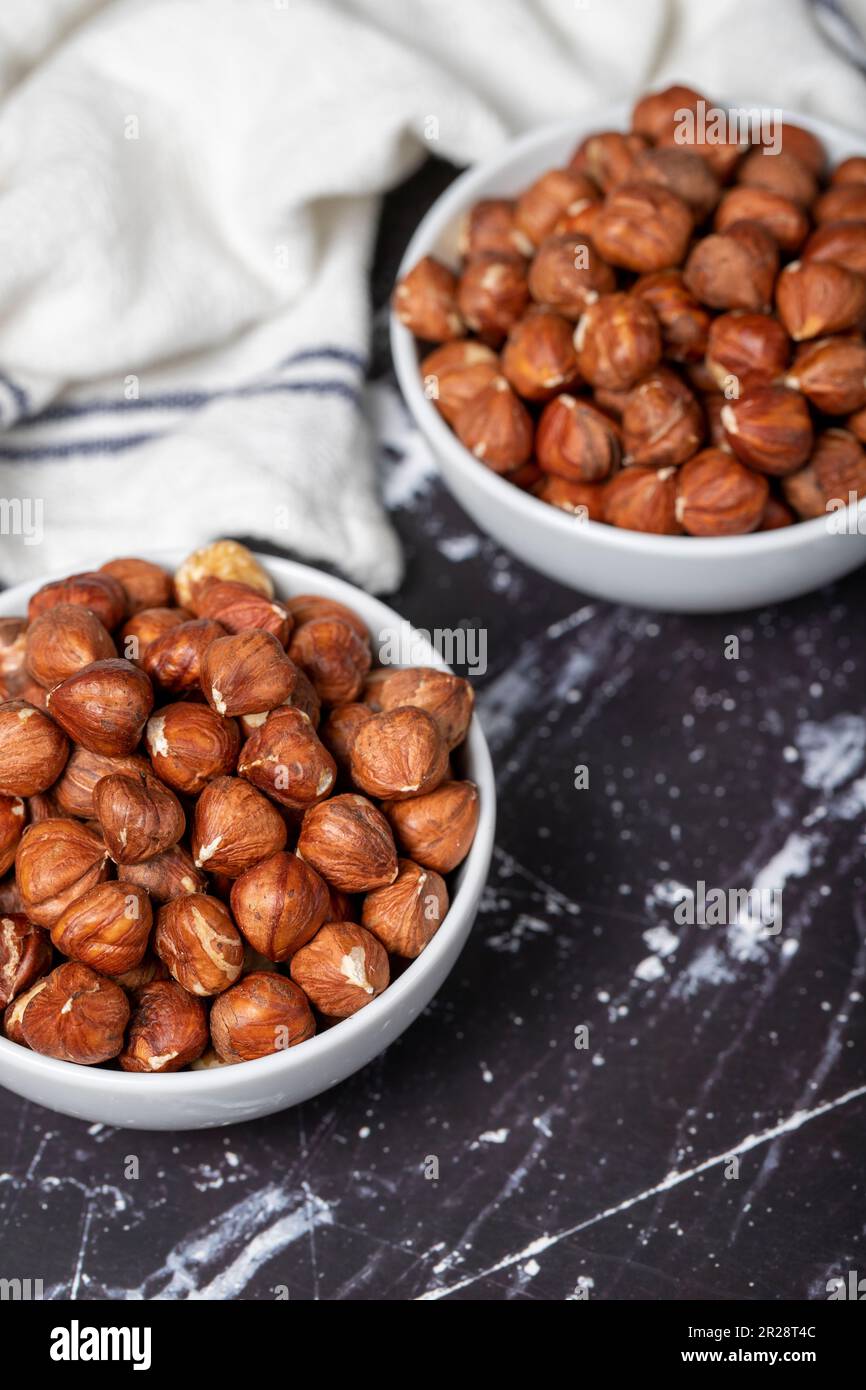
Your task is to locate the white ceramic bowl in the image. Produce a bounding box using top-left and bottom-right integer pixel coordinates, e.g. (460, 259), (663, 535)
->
(0, 553), (495, 1129)
(391, 102), (866, 612)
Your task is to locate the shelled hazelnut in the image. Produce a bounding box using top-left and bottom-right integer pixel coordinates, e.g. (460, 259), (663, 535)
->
(420, 342), (500, 424)
(603, 465), (681, 534)
(501, 310), (581, 401)
(574, 293), (662, 390)
(785, 337), (866, 415)
(456, 253), (529, 345)
(392, 255), (464, 341)
(453, 376), (534, 471)
(776, 259), (866, 341)
(592, 182), (693, 273)
(536, 395), (621, 482)
(714, 186), (809, 253)
(459, 198), (533, 259)
(621, 368), (704, 467)
(782, 429), (866, 519)
(527, 234), (616, 318)
(675, 449), (769, 536)
(802, 221), (866, 277)
(705, 312), (790, 392)
(720, 386), (813, 475)
(0, 543), (480, 1071)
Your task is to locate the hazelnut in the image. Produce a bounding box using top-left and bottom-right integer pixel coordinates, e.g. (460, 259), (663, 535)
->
(154, 893), (244, 995)
(15, 818), (109, 927)
(392, 255), (464, 342)
(758, 496), (797, 530)
(802, 221), (866, 277)
(27, 791), (62, 823)
(714, 186), (809, 253)
(47, 658), (153, 756)
(535, 394), (621, 481)
(570, 130), (647, 190)
(533, 475), (607, 520)
(363, 666), (473, 751)
(119, 979), (207, 1072)
(631, 147), (721, 220)
(456, 253), (529, 345)
(515, 169), (600, 247)
(286, 595), (369, 643)
(501, 310), (581, 401)
(192, 775), (287, 876)
(592, 183), (693, 273)
(503, 459), (543, 492)
(706, 311), (791, 392)
(238, 662), (322, 736)
(453, 375), (535, 473)
(25, 605), (116, 689)
(362, 858), (448, 958)
(813, 183), (866, 225)
(552, 199), (603, 239)
(173, 539), (274, 610)
(114, 953), (169, 993)
(229, 850), (330, 960)
(320, 702), (374, 769)
(146, 702), (240, 794)
(770, 122), (826, 177)
(28, 572), (126, 631)
(0, 794), (25, 874)
(603, 465), (681, 534)
(420, 341), (500, 424)
(119, 606), (191, 665)
(3, 973), (49, 1043)
(458, 197), (533, 259)
(630, 271), (710, 363)
(16, 961), (129, 1064)
(574, 293), (662, 390)
(0, 618), (28, 689)
(201, 629), (298, 716)
(143, 617), (226, 692)
(683, 220), (779, 311)
(675, 448), (769, 535)
(290, 922), (389, 1018)
(737, 148), (818, 206)
(776, 260), (866, 341)
(831, 157), (866, 185)
(94, 769), (185, 864)
(655, 126), (748, 182)
(848, 404), (866, 445)
(51, 881), (152, 976)
(238, 705), (336, 809)
(621, 368), (704, 467)
(720, 385), (813, 475)
(99, 558), (173, 615)
(192, 578), (292, 643)
(210, 971), (315, 1062)
(631, 84), (704, 143)
(384, 779), (479, 874)
(122, 843), (206, 903)
(287, 617), (372, 705)
(0, 913), (51, 1007)
(52, 746), (150, 819)
(298, 793), (397, 892)
(0, 701), (69, 796)
(526, 234), (616, 319)
(349, 707), (448, 801)
(782, 428), (866, 519)
(785, 336), (866, 415)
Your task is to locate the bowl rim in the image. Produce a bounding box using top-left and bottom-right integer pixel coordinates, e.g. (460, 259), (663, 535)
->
(390, 103), (866, 560)
(0, 550), (497, 1094)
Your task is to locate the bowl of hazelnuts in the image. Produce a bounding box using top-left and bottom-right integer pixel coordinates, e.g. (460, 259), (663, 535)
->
(0, 542), (495, 1129)
(391, 87), (866, 611)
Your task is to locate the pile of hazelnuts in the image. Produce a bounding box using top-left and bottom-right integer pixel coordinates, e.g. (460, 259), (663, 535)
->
(0, 541), (479, 1072)
(393, 84), (866, 535)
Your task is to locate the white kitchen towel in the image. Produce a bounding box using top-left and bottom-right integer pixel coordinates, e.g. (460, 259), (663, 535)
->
(0, 0), (864, 591)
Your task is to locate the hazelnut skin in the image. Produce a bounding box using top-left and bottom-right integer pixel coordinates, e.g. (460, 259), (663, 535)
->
(527, 233), (616, 319)
(501, 310), (581, 401)
(630, 271), (710, 364)
(320, 702), (374, 769)
(603, 466), (682, 534)
(515, 169), (600, 247)
(15, 818), (109, 927)
(0, 913), (51, 1007)
(831, 157), (866, 186)
(192, 775), (287, 877)
(46, 658), (153, 756)
(675, 449), (769, 535)
(536, 394), (621, 482)
(15, 961), (129, 1064)
(758, 496), (797, 530)
(0, 701), (69, 796)
(0, 795), (25, 875)
(286, 595), (368, 643)
(201, 629), (298, 717)
(229, 850), (330, 961)
(118, 607), (191, 665)
(592, 182), (693, 273)
(456, 253), (529, 345)
(384, 780), (480, 874)
(190, 579), (292, 642)
(720, 385), (814, 476)
(533, 475), (607, 520)
(813, 183), (866, 225)
(775, 260), (866, 341)
(574, 293), (663, 391)
(631, 147), (721, 220)
(363, 666), (474, 751)
(210, 971), (315, 1062)
(0, 618), (28, 690)
(785, 337), (866, 415)
(706, 312), (791, 393)
(94, 769), (185, 865)
(28, 571), (126, 632)
(174, 540), (274, 610)
(143, 617), (226, 692)
(154, 893), (244, 995)
(459, 197), (533, 259)
(621, 368), (704, 467)
(51, 880), (152, 976)
(714, 186), (809, 253)
(99, 558), (173, 615)
(631, 85), (705, 143)
(420, 341), (499, 424)
(52, 746), (151, 820)
(802, 221), (866, 278)
(847, 405), (866, 445)
(145, 702), (241, 795)
(290, 922), (389, 1018)
(25, 605), (116, 690)
(287, 617), (372, 706)
(453, 376), (534, 472)
(782, 429), (866, 519)
(349, 706), (449, 801)
(122, 843), (206, 903)
(362, 858), (449, 959)
(237, 705), (336, 809)
(770, 122), (826, 177)
(737, 148), (818, 206)
(570, 130), (647, 190)
(298, 793), (398, 893)
(683, 220), (779, 312)
(392, 256), (464, 342)
(119, 979), (208, 1072)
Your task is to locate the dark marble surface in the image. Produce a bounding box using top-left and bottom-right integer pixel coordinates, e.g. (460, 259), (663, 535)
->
(1, 161), (864, 1302)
